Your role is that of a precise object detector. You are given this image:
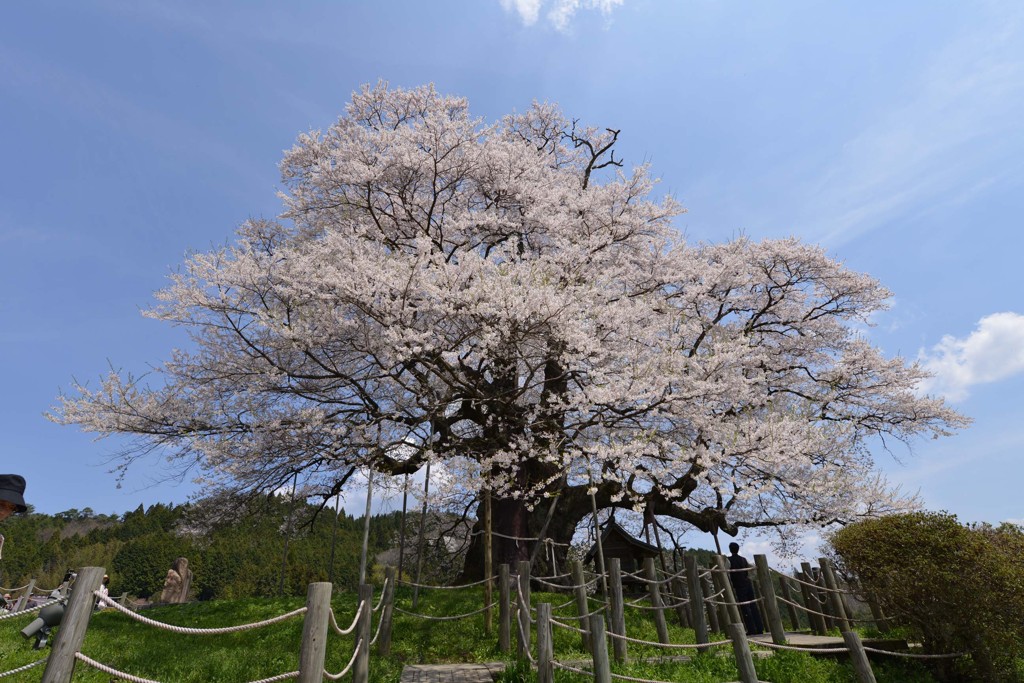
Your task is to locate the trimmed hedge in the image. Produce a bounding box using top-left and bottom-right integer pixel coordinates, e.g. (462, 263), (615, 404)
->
(830, 512), (1024, 682)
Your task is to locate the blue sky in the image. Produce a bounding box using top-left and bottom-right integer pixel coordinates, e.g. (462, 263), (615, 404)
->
(2, 1), (1022, 540)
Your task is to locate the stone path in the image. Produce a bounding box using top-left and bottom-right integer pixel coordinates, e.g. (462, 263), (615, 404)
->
(399, 662), (505, 683)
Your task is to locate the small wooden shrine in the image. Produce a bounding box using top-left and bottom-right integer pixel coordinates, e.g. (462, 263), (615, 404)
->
(584, 517), (661, 575)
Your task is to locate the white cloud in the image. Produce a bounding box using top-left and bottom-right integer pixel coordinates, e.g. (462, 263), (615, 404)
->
(500, 0), (625, 30)
(918, 312), (1024, 401)
(1004, 518), (1024, 527)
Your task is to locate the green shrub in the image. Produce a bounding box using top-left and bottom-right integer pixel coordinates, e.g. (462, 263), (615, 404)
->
(830, 512), (1024, 682)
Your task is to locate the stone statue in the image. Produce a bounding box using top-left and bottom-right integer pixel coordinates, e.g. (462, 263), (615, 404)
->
(159, 557), (193, 603)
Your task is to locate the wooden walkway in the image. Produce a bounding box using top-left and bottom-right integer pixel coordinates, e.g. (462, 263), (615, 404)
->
(400, 663), (505, 683)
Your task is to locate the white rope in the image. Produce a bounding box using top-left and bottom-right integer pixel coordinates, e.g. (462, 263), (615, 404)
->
(548, 618), (729, 649)
(706, 596), (761, 607)
(74, 652), (162, 683)
(535, 571), (573, 581)
(0, 657), (47, 678)
(396, 575), (497, 589)
(330, 602), (365, 636)
(516, 587), (537, 624)
(775, 594), (836, 620)
(369, 608), (386, 645)
(0, 598), (60, 621)
(372, 578), (389, 612)
(323, 640), (363, 680)
(472, 530), (571, 546)
(750, 640), (849, 654)
(552, 660), (595, 677)
(551, 597), (579, 611)
(96, 593), (306, 634)
(0, 583), (30, 593)
(514, 608), (537, 665)
(860, 646), (966, 659)
(774, 569), (852, 595)
(393, 601), (498, 621)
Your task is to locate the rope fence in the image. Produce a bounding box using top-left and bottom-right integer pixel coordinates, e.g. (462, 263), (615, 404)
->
(0, 598), (59, 621)
(96, 593), (307, 634)
(0, 657), (48, 679)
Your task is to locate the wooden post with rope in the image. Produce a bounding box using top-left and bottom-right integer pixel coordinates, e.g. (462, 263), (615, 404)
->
(40, 567), (105, 683)
(297, 582), (332, 683)
(483, 489), (493, 635)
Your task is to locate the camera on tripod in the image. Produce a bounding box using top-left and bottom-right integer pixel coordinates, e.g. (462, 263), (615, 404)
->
(20, 569), (77, 649)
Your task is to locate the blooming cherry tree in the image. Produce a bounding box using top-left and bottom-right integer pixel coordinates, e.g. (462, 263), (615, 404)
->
(52, 84), (967, 570)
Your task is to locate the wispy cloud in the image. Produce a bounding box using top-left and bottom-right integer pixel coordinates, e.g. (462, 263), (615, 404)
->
(917, 312), (1024, 401)
(802, 4), (1024, 246)
(500, 0), (625, 31)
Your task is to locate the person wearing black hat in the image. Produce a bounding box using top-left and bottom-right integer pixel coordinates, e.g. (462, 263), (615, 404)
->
(0, 474), (27, 560)
(0, 474), (28, 521)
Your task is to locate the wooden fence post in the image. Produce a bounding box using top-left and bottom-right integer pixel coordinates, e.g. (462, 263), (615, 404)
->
(671, 576), (691, 628)
(499, 564), (511, 653)
(726, 623), (759, 683)
(808, 565), (835, 630)
(570, 560), (591, 652)
(819, 558), (850, 632)
(607, 558), (627, 663)
(701, 572), (722, 634)
(40, 566), (104, 683)
(516, 560), (532, 658)
(798, 564), (828, 635)
(537, 603), (553, 683)
(842, 630), (878, 683)
(753, 555), (786, 645)
(714, 555), (743, 627)
(353, 583), (372, 683)
(14, 579), (36, 612)
(377, 566), (396, 655)
(644, 557), (670, 645)
(684, 555), (709, 652)
(589, 613), (612, 683)
(297, 582), (333, 683)
(778, 575), (801, 630)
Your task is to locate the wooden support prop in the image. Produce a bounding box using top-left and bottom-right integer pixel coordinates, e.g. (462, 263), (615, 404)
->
(778, 575), (801, 630)
(499, 564), (511, 653)
(799, 564), (828, 635)
(41, 567), (105, 683)
(297, 582), (333, 683)
(14, 578), (35, 612)
(702, 572), (722, 634)
(537, 603), (553, 683)
(819, 558), (851, 632)
(726, 623), (759, 683)
(589, 614), (612, 683)
(570, 560), (591, 652)
(608, 558), (627, 663)
(843, 630), (878, 683)
(483, 490), (493, 636)
(516, 560), (532, 658)
(377, 566), (396, 655)
(714, 555), (744, 627)
(644, 557), (670, 644)
(353, 583), (372, 683)
(684, 555), (709, 651)
(754, 555), (786, 645)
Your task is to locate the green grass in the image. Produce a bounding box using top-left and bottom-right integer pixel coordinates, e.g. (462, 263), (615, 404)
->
(0, 587), (939, 682)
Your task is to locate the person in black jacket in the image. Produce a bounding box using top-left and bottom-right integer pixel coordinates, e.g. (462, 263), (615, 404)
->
(728, 542), (764, 635)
